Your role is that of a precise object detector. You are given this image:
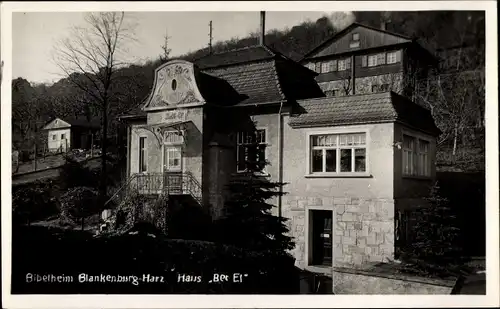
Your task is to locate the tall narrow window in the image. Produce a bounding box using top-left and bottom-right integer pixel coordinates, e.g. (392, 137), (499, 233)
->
(315, 62), (321, 73)
(321, 61), (330, 73)
(237, 129), (267, 173)
(377, 53), (386, 65)
(368, 55), (377, 67)
(387, 51), (400, 64)
(402, 134), (431, 177)
(361, 55), (368, 67)
(139, 137), (147, 173)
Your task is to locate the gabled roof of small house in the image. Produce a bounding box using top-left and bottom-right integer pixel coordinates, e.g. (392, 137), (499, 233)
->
(300, 22), (435, 63)
(289, 92), (441, 136)
(196, 45), (324, 106)
(43, 116), (101, 130)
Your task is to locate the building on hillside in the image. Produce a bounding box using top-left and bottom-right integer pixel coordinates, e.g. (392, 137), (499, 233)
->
(42, 116), (100, 153)
(115, 13), (440, 271)
(300, 22), (436, 101)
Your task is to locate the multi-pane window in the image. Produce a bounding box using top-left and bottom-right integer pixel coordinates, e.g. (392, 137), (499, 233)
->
(402, 134), (430, 177)
(310, 133), (367, 174)
(352, 33), (359, 41)
(164, 130), (184, 144)
(139, 137), (147, 173)
(166, 147), (181, 170)
(338, 58), (351, 71)
(321, 62), (330, 74)
(330, 60), (338, 72)
(306, 63), (315, 71)
(377, 53), (386, 65)
(387, 51), (399, 64)
(237, 129), (266, 172)
(315, 62), (321, 73)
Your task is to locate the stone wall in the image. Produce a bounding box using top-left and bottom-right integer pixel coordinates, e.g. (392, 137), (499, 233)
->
(285, 196), (395, 268)
(333, 267), (457, 294)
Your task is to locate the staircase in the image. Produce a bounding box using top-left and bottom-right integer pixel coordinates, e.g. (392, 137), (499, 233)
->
(99, 172), (202, 235)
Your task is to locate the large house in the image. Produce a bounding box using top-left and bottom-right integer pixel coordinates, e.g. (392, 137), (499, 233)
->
(115, 13), (440, 271)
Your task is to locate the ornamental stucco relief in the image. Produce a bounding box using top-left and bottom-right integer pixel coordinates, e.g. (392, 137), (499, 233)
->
(147, 62), (201, 108)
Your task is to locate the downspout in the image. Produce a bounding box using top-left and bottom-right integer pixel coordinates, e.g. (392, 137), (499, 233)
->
(278, 100), (284, 218)
(126, 124), (131, 177)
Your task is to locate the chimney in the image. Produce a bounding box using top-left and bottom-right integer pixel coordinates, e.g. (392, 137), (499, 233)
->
(260, 11), (266, 45)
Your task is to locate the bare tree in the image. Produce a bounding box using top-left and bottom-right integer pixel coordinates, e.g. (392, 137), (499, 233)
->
(52, 12), (137, 204)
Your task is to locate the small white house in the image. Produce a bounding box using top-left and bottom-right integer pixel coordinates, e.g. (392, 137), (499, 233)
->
(42, 116), (100, 153)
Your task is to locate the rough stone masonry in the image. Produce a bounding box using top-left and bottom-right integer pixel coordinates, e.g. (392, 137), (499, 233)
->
(285, 195), (395, 268)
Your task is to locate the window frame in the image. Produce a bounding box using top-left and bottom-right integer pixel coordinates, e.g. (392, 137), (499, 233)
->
(352, 33), (360, 41)
(306, 129), (370, 178)
(367, 54), (378, 67)
(401, 131), (432, 178)
(386, 51), (399, 64)
(321, 61), (330, 74)
(138, 136), (148, 174)
(61, 133), (65, 140)
(52, 134), (57, 141)
(236, 127), (269, 175)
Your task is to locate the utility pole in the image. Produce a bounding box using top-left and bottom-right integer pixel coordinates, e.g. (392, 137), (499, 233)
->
(208, 20), (213, 54)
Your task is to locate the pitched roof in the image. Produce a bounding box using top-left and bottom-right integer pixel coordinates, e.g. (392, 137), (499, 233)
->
(289, 92), (441, 135)
(300, 22), (414, 61)
(194, 45), (276, 70)
(43, 116), (101, 130)
(198, 45), (323, 106)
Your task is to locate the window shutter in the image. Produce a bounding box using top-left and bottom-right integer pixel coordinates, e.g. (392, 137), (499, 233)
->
(377, 53), (386, 65)
(361, 56), (367, 67)
(395, 50), (401, 63)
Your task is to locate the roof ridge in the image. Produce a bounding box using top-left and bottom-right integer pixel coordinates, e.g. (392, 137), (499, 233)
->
(298, 91), (392, 103)
(300, 22), (414, 61)
(270, 59), (286, 101)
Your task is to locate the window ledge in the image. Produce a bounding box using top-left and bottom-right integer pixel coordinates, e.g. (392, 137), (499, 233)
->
(305, 173), (372, 178)
(402, 175), (432, 181)
(234, 171), (271, 178)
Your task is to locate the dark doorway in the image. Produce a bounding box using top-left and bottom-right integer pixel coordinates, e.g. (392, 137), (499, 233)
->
(311, 210), (333, 266)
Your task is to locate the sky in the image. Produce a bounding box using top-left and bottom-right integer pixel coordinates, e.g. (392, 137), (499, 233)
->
(12, 11), (355, 84)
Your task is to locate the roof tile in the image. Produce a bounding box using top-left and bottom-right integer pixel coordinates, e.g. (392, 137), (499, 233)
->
(290, 92), (440, 135)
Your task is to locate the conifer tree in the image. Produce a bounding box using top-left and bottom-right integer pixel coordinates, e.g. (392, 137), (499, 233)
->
(216, 131), (294, 253)
(405, 181), (463, 274)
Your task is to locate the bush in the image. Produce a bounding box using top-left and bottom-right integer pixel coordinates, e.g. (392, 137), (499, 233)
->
(58, 156), (100, 190)
(12, 179), (60, 225)
(12, 225), (298, 294)
(60, 186), (100, 230)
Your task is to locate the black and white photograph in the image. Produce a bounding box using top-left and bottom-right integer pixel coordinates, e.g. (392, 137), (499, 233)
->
(1, 1), (498, 307)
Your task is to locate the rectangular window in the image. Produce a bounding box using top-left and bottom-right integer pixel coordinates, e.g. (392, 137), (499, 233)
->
(338, 59), (346, 71)
(315, 62), (321, 73)
(402, 134), (431, 177)
(166, 147), (181, 170)
(52, 135), (56, 141)
(61, 134), (65, 140)
(310, 133), (367, 175)
(352, 33), (359, 41)
(237, 129), (267, 172)
(329, 60), (337, 72)
(371, 84), (379, 92)
(306, 63), (315, 71)
(387, 51), (399, 64)
(164, 130), (184, 144)
(368, 55), (377, 67)
(377, 53), (386, 65)
(139, 137), (147, 173)
(321, 61), (330, 73)
(349, 41), (360, 48)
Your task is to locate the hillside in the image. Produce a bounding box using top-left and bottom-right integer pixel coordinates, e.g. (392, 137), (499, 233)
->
(12, 11), (485, 171)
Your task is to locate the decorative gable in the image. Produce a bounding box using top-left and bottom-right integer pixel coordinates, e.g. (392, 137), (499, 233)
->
(143, 60), (206, 111)
(303, 23), (412, 60)
(43, 118), (71, 130)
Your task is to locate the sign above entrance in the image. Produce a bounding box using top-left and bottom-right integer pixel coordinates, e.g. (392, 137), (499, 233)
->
(143, 60), (206, 110)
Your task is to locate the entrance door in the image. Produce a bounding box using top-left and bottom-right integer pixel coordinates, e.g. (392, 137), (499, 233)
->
(311, 210), (333, 266)
(163, 146), (183, 194)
